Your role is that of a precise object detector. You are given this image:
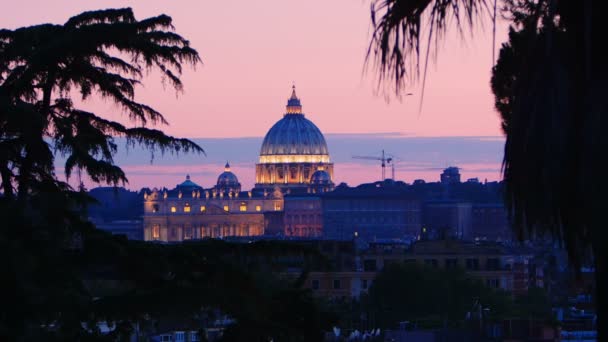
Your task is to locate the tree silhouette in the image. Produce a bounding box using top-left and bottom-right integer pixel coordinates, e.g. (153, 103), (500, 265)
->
(367, 0), (606, 337)
(0, 8), (333, 341)
(0, 7), (203, 201)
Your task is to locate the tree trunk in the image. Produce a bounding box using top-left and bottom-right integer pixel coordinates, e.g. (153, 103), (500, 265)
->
(17, 71), (54, 201)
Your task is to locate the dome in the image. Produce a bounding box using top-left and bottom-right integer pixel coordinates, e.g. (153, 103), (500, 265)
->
(217, 162), (240, 189)
(177, 174), (201, 189)
(259, 86), (329, 159)
(310, 169), (331, 184)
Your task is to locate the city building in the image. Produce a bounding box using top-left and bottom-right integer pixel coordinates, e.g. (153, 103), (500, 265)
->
(405, 240), (532, 293)
(283, 194), (323, 237)
(143, 87), (334, 241)
(254, 86), (334, 193)
(423, 201), (473, 240)
(471, 203), (511, 240)
(322, 180), (422, 242)
(440, 166), (461, 184)
(143, 173), (278, 242)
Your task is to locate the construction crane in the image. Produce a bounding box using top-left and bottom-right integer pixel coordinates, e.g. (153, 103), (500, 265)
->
(352, 150), (394, 181)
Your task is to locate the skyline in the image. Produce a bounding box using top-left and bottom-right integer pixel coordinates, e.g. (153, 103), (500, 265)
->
(56, 135), (505, 191)
(3, 1), (511, 190)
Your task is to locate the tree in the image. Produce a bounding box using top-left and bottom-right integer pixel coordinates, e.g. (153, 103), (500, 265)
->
(366, 0), (607, 336)
(0, 8), (203, 340)
(363, 263), (513, 329)
(0, 7), (203, 200)
(0, 9), (334, 341)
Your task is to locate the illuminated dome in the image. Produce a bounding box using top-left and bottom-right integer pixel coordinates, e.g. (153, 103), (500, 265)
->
(255, 86), (334, 191)
(216, 162), (241, 192)
(259, 86), (329, 161)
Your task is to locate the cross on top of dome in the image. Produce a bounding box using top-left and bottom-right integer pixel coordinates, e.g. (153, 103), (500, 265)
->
(286, 85), (302, 115)
(224, 162), (231, 171)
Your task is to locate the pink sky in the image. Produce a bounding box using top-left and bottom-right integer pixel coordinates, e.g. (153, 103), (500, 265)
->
(3, 1), (510, 189)
(1, 0), (509, 139)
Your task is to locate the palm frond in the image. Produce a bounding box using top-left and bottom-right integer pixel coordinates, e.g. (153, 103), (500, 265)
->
(366, 0), (489, 95)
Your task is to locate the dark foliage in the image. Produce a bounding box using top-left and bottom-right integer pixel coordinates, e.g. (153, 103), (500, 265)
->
(0, 8), (334, 341)
(367, 0), (607, 337)
(362, 263), (512, 329)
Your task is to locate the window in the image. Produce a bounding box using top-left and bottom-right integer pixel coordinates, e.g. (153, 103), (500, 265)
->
(363, 259), (377, 272)
(424, 259), (438, 268)
(274, 202), (282, 211)
(312, 279), (320, 290)
(200, 205), (206, 212)
(152, 204), (159, 213)
(190, 331), (199, 341)
(333, 279), (341, 289)
(175, 332), (185, 341)
(486, 278), (499, 288)
(184, 204), (191, 212)
(486, 258), (500, 271)
(152, 225), (160, 240)
(160, 335), (172, 342)
(255, 205), (262, 212)
(184, 227), (193, 240)
(240, 202), (247, 212)
(466, 258), (480, 270)
(223, 205), (229, 212)
(445, 259), (459, 269)
(170, 206), (177, 213)
(362, 279), (368, 289)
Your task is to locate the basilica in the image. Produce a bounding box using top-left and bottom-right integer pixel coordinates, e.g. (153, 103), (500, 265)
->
(143, 87), (334, 242)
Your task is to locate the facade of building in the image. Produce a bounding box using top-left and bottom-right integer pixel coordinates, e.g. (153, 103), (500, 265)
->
(143, 87), (333, 241)
(423, 201), (473, 240)
(143, 173), (282, 242)
(404, 240), (532, 293)
(322, 180), (422, 241)
(471, 203), (511, 240)
(283, 194), (323, 237)
(440, 166), (461, 184)
(254, 86), (334, 193)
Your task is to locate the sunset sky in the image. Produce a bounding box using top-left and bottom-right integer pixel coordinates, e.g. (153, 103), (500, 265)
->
(2, 1), (510, 189)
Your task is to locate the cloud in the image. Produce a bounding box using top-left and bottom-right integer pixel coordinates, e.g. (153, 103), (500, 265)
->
(54, 135), (505, 190)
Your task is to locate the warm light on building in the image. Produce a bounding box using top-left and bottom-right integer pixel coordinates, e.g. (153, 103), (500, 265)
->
(258, 155), (330, 164)
(184, 204), (191, 212)
(171, 206), (177, 213)
(152, 225), (160, 239)
(200, 205), (206, 212)
(254, 86), (334, 191)
(239, 203), (247, 212)
(255, 205), (262, 212)
(223, 205), (229, 212)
